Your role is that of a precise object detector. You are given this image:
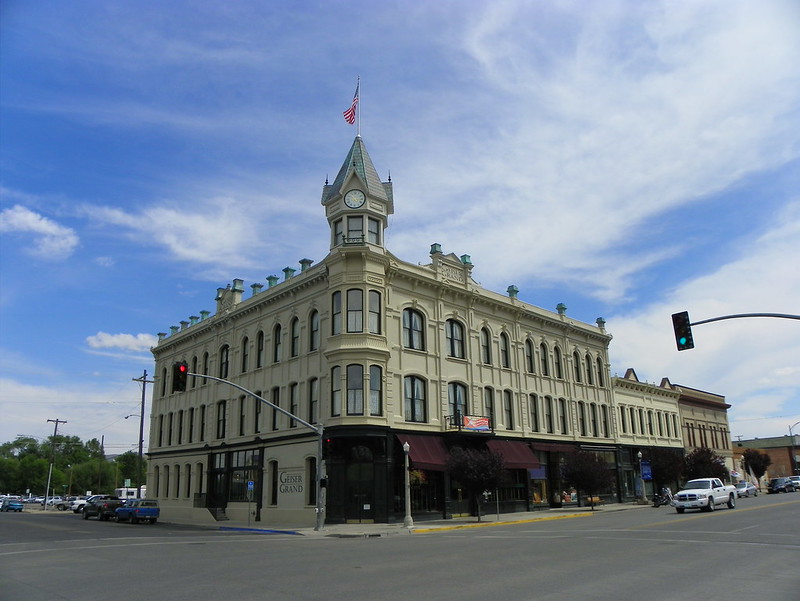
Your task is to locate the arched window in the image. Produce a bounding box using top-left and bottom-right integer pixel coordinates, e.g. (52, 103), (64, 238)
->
(347, 289), (363, 333)
(368, 290), (381, 334)
(308, 378), (319, 424)
(219, 345), (229, 379)
(191, 356), (198, 388)
(241, 336), (249, 373)
(544, 396), (554, 433)
(290, 317), (300, 357)
(503, 390), (514, 430)
(448, 382), (468, 419)
(559, 398), (569, 434)
(480, 328), (492, 364)
(256, 331), (265, 368)
(525, 340), (535, 373)
(540, 343), (550, 376)
(445, 319), (465, 358)
(590, 403), (599, 437)
(499, 333), (511, 368)
(484, 388), (495, 428)
(289, 383), (299, 427)
(346, 364), (364, 415)
(273, 324), (282, 363)
(554, 347), (563, 379)
(573, 351), (582, 382)
(404, 376), (427, 423)
(585, 354), (594, 385)
(402, 308), (425, 350)
(529, 394), (539, 432)
(202, 351), (209, 377)
(160, 366), (167, 397)
(309, 310), (320, 351)
(216, 400), (227, 439)
(578, 401), (587, 436)
(596, 357), (605, 387)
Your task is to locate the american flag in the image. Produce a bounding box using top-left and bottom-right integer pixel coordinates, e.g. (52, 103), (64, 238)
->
(343, 81), (359, 125)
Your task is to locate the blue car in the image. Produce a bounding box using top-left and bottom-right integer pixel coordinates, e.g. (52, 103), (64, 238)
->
(114, 499), (159, 524)
(1, 498), (24, 512)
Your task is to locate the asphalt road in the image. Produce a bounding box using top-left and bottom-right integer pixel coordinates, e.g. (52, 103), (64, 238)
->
(1, 494), (798, 601)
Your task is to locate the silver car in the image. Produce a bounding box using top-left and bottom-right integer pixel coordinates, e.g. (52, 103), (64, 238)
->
(735, 481), (758, 497)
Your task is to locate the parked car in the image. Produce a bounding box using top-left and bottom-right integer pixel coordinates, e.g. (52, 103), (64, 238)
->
(1, 498), (24, 512)
(735, 481), (758, 497)
(114, 499), (159, 524)
(69, 496), (89, 513)
(82, 495), (123, 520)
(766, 477), (796, 494)
(788, 476), (800, 490)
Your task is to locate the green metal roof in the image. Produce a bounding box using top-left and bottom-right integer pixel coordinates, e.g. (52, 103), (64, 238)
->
(322, 136), (389, 204)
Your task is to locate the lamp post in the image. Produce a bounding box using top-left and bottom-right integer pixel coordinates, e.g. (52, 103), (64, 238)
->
(637, 451), (647, 504)
(790, 421), (800, 476)
(403, 441), (414, 528)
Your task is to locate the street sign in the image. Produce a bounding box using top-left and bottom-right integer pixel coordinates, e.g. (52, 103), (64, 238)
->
(247, 480), (254, 491)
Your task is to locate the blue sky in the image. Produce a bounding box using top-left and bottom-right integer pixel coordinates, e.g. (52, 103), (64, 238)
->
(2, 0), (799, 453)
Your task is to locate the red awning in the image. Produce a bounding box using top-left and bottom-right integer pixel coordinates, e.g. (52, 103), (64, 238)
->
(396, 434), (449, 471)
(486, 440), (540, 469)
(531, 442), (576, 453)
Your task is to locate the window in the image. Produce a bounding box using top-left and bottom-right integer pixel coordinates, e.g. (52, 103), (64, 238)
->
(500, 333), (511, 368)
(158, 414), (164, 446)
(253, 396), (261, 433)
(241, 337), (249, 373)
(308, 378), (319, 424)
(369, 365), (382, 416)
(347, 289), (363, 333)
(448, 382), (468, 418)
(647, 410), (654, 435)
(216, 400), (226, 439)
(525, 340), (535, 373)
(402, 308), (425, 350)
(559, 398), (569, 434)
(540, 343), (550, 376)
(199, 405), (206, 441)
(367, 217), (380, 244)
(347, 215), (363, 241)
(404, 376), (427, 422)
(347, 364), (363, 415)
(309, 311), (320, 351)
(590, 403), (598, 437)
(289, 383), (299, 427)
(503, 390), (514, 430)
(529, 394), (539, 432)
(573, 351), (582, 382)
(480, 328), (492, 364)
(290, 318), (300, 357)
(188, 407), (195, 443)
(554, 347), (563, 379)
(219, 345), (230, 379)
(271, 387), (280, 430)
(620, 405), (628, 433)
(578, 402), (587, 436)
(544, 396), (554, 433)
(331, 366), (342, 416)
(446, 319), (465, 358)
(256, 331), (265, 368)
(484, 387), (495, 429)
(238, 396), (246, 436)
(191, 356), (198, 388)
(160, 367), (167, 397)
(368, 290), (381, 334)
(202, 352), (209, 377)
(273, 324), (282, 363)
(331, 292), (342, 335)
(585, 354), (594, 385)
(333, 219), (343, 246)
(596, 357), (605, 387)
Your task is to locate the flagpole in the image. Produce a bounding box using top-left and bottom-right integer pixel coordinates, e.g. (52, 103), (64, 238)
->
(357, 75), (361, 137)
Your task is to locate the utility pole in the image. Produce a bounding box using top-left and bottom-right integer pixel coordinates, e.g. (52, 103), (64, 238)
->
(132, 370), (154, 499)
(43, 418), (67, 511)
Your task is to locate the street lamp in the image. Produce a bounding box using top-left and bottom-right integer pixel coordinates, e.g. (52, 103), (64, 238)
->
(403, 441), (414, 528)
(790, 421), (800, 476)
(637, 451), (647, 504)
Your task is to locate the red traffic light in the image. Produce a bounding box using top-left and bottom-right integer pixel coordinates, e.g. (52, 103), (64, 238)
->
(172, 361), (189, 392)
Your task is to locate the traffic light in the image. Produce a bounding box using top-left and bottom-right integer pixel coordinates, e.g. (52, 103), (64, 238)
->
(172, 361), (188, 392)
(671, 311), (695, 351)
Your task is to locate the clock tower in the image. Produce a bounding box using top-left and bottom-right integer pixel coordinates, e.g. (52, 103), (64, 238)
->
(321, 136), (393, 250)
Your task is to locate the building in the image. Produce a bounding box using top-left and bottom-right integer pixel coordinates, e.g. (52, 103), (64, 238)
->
(733, 435), (800, 480)
(148, 136), (689, 526)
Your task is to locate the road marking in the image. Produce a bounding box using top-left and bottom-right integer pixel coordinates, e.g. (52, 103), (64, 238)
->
(412, 512), (590, 533)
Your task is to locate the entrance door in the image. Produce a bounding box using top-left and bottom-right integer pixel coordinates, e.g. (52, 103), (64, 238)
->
(344, 446), (374, 523)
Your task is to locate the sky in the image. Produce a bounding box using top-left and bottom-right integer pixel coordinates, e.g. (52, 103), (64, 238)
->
(1, 0), (799, 455)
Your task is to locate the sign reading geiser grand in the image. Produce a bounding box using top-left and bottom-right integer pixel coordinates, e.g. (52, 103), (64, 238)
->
(279, 470), (304, 494)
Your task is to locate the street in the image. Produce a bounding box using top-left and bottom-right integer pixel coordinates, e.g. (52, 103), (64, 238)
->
(1, 494), (798, 601)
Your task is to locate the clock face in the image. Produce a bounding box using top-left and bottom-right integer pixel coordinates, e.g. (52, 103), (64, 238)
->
(344, 189), (366, 208)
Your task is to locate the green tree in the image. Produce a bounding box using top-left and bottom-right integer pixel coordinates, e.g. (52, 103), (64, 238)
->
(446, 448), (505, 521)
(683, 447), (729, 482)
(561, 450), (615, 509)
(742, 448), (771, 483)
(645, 447), (684, 492)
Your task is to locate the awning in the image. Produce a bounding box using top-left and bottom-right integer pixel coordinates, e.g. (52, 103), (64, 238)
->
(396, 434), (449, 471)
(486, 440), (540, 469)
(531, 442), (576, 453)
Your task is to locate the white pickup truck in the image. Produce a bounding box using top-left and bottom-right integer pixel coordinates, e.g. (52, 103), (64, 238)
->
(673, 478), (736, 513)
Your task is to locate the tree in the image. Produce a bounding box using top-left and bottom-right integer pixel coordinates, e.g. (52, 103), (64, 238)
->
(683, 447), (729, 482)
(560, 451), (615, 510)
(645, 447), (684, 491)
(446, 448), (505, 521)
(742, 448), (771, 484)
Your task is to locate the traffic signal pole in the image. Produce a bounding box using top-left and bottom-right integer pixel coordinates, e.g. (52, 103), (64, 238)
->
(185, 372), (325, 531)
(672, 311), (800, 351)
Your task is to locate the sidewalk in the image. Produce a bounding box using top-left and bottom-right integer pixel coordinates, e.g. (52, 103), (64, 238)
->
(195, 502), (652, 538)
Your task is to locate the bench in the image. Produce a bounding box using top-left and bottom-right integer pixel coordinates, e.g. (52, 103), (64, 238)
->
(586, 496), (605, 506)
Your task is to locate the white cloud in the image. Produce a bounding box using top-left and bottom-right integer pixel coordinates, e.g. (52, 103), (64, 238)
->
(0, 205), (79, 260)
(86, 332), (159, 353)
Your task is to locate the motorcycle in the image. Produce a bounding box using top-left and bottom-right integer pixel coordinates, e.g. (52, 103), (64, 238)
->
(652, 487), (673, 507)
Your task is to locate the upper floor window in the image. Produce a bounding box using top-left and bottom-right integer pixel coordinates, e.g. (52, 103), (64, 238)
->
(484, 387), (495, 429)
(367, 217), (380, 244)
(544, 396), (554, 433)
(540, 343), (550, 376)
(499, 333), (511, 368)
(446, 319), (465, 359)
(347, 364), (364, 415)
(241, 337), (249, 373)
(529, 394), (539, 432)
(448, 382), (468, 418)
(503, 390), (514, 430)
(585, 354), (594, 385)
(403, 308), (425, 350)
(554, 347), (563, 379)
(256, 331), (265, 368)
(591, 403), (599, 437)
(578, 401), (587, 436)
(308, 378), (319, 424)
(290, 317), (300, 357)
(596, 357), (605, 387)
(203, 351), (209, 377)
(404, 375), (427, 423)
(369, 365), (382, 416)
(219, 345), (230, 379)
(331, 366), (342, 416)
(160, 366), (167, 397)
(559, 398), (569, 434)
(216, 400), (227, 439)
(191, 356), (198, 388)
(573, 351), (582, 382)
(271, 387), (281, 430)
(368, 290), (381, 334)
(347, 215), (363, 242)
(332, 292), (342, 335)
(273, 324), (282, 363)
(347, 289), (363, 333)
(480, 328), (492, 364)
(333, 219), (344, 246)
(309, 311), (320, 351)
(289, 383), (299, 428)
(525, 340), (535, 373)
